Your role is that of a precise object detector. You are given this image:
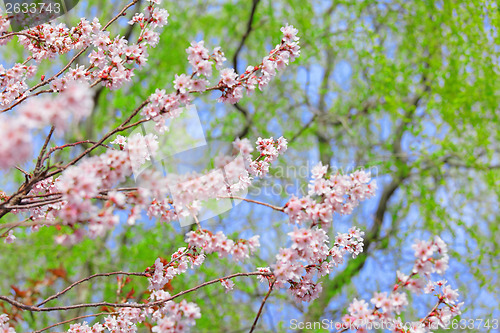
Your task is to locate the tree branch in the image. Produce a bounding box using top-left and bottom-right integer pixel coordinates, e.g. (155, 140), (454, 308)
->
(249, 279), (275, 333)
(232, 0), (261, 73)
(0, 271), (271, 312)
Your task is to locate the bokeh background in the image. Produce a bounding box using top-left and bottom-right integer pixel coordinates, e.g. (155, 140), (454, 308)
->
(0, 0), (498, 331)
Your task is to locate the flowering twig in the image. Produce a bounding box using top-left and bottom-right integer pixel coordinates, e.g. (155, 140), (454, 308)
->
(0, 31), (41, 41)
(419, 299), (444, 325)
(35, 126), (55, 172)
(37, 271), (148, 307)
(0, 0), (141, 114)
(0, 271), (271, 312)
(217, 195), (285, 212)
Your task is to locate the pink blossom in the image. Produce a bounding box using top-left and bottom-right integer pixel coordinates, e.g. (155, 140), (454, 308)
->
(220, 68), (237, 87)
(280, 24), (300, 42)
(173, 73), (192, 93)
(0, 117), (32, 169)
(4, 230), (16, 244)
(220, 279), (235, 293)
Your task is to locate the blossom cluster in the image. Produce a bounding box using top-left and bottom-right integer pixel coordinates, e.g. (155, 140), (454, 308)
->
(395, 236), (450, 294)
(158, 153), (250, 221)
(141, 88), (185, 133)
(0, 0), (168, 117)
(0, 314), (15, 333)
(149, 291), (201, 333)
(0, 10), (10, 43)
(55, 133), (159, 240)
(52, 2), (168, 91)
(0, 2), (468, 331)
(1, 1), (300, 247)
(147, 247), (205, 291)
(0, 118), (32, 170)
(19, 82), (94, 129)
(246, 136), (288, 177)
(17, 176), (60, 228)
(242, 163), (374, 303)
(18, 18), (103, 61)
(6, 134), (286, 245)
(220, 279), (235, 293)
(185, 229), (260, 262)
(339, 237), (462, 332)
(0, 82), (93, 169)
(10, 133), (159, 244)
(217, 24), (300, 104)
(0, 62), (37, 106)
(285, 162), (377, 228)
(268, 226), (365, 303)
(421, 281), (461, 329)
(0, 4), (298, 177)
(63, 298), (198, 333)
(66, 306), (146, 332)
(1, 248), (202, 332)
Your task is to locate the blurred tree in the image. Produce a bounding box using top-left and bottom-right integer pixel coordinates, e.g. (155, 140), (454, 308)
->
(0, 0), (498, 331)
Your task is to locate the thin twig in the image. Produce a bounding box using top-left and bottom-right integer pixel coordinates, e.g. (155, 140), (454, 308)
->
(249, 279), (275, 333)
(0, 219), (59, 231)
(191, 210), (202, 229)
(0, 31), (41, 41)
(3, 197), (63, 209)
(37, 272), (147, 307)
(420, 299), (443, 324)
(0, 188), (139, 216)
(14, 166), (30, 176)
(0, 271), (271, 312)
(217, 196), (285, 212)
(0, 218), (30, 237)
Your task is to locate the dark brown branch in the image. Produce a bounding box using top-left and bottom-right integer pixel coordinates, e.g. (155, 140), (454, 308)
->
(217, 196), (285, 212)
(35, 126), (55, 172)
(0, 31), (41, 41)
(0, 271), (271, 312)
(233, 0), (261, 73)
(233, 103), (253, 140)
(288, 114), (317, 145)
(45, 99), (149, 179)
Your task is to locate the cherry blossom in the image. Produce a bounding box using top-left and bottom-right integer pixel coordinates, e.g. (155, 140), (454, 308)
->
(338, 237), (461, 332)
(0, 314), (16, 333)
(185, 229), (260, 262)
(284, 163), (377, 228)
(220, 279), (235, 293)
